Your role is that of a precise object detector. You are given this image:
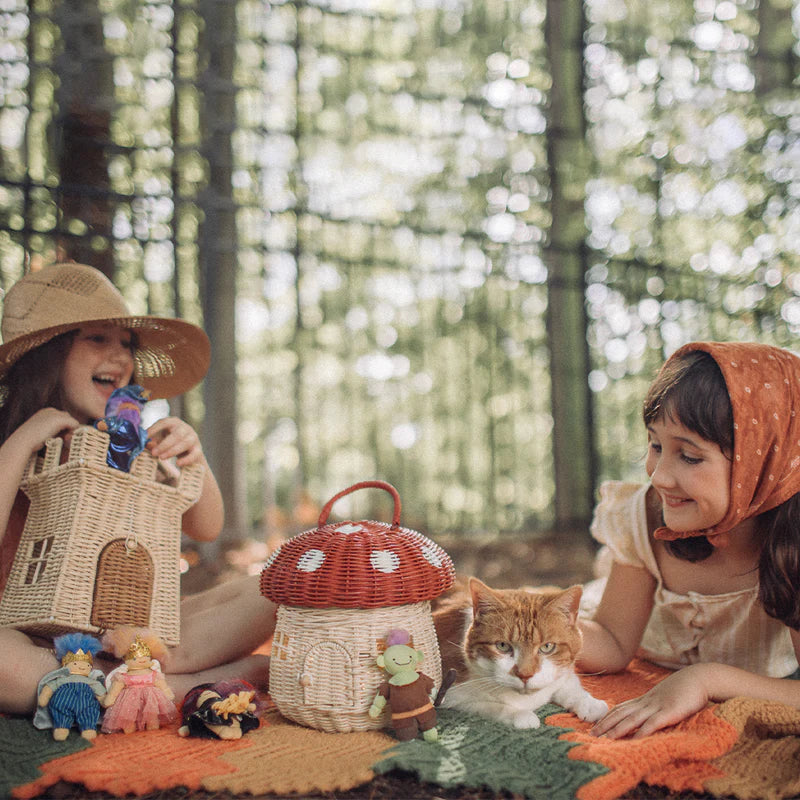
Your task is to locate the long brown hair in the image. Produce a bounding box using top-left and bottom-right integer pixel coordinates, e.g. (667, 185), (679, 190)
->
(0, 331), (75, 445)
(643, 349), (800, 629)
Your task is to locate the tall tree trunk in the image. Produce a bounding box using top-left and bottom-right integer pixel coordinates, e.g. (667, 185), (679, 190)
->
(198, 0), (245, 547)
(53, 0), (114, 276)
(544, 0), (594, 533)
(755, 0), (796, 96)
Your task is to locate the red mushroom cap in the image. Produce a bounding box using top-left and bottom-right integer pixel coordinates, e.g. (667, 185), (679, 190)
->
(259, 481), (455, 609)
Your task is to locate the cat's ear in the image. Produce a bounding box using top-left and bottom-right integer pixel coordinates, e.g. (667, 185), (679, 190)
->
(550, 585), (583, 625)
(468, 577), (501, 617)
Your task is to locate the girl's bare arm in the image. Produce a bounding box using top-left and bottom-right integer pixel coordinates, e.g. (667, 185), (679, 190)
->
(0, 409), (79, 547)
(145, 416), (224, 542)
(578, 561), (657, 673)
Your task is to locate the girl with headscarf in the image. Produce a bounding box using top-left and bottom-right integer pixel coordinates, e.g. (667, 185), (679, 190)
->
(579, 342), (800, 738)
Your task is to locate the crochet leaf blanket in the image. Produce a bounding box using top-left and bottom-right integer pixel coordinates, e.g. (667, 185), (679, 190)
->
(376, 659), (800, 800)
(4, 659), (800, 800)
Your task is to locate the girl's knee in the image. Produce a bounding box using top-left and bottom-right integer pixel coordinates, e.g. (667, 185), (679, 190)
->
(0, 629), (58, 714)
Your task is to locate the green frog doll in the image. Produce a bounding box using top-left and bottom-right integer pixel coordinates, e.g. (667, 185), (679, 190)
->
(368, 629), (439, 742)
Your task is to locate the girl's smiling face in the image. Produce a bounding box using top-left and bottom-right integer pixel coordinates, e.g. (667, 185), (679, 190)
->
(59, 325), (136, 423)
(646, 413), (732, 534)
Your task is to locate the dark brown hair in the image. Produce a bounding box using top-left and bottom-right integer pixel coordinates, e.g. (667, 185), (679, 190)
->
(643, 351), (731, 563)
(0, 331), (75, 445)
(643, 349), (800, 629)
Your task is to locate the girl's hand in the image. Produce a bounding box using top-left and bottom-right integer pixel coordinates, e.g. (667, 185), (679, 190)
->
(146, 417), (205, 467)
(590, 664), (712, 739)
(10, 408), (81, 454)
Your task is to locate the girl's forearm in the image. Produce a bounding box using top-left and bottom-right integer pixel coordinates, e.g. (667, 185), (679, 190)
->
(0, 434), (37, 547)
(695, 662), (800, 707)
(181, 464), (224, 542)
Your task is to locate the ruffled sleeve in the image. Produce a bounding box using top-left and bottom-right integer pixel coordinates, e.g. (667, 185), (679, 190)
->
(589, 481), (651, 569)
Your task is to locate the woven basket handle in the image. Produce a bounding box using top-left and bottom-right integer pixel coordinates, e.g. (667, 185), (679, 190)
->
(318, 480), (402, 528)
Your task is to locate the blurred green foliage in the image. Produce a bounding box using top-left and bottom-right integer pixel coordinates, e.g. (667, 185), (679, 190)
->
(0, 0), (798, 536)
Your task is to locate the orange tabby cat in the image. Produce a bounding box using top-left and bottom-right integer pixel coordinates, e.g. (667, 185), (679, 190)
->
(433, 577), (608, 729)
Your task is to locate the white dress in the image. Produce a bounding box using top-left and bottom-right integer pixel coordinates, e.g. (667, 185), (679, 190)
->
(581, 481), (798, 678)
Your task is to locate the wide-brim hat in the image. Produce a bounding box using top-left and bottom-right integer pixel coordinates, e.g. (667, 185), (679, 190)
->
(0, 262), (211, 399)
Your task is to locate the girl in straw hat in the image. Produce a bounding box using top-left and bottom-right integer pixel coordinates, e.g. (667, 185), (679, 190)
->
(579, 343), (800, 738)
(0, 262), (275, 714)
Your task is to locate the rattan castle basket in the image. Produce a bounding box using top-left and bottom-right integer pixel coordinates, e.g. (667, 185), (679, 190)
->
(0, 425), (204, 645)
(260, 480), (455, 733)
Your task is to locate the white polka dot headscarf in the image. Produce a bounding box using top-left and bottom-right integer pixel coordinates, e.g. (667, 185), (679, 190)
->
(653, 341), (800, 541)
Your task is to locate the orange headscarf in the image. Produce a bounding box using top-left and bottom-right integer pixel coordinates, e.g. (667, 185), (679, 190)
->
(653, 341), (800, 541)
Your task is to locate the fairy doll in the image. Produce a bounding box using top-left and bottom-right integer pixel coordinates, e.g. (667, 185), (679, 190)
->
(101, 627), (177, 733)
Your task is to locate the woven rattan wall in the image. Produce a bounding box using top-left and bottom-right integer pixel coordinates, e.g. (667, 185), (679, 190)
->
(0, 426), (203, 645)
(270, 601), (442, 733)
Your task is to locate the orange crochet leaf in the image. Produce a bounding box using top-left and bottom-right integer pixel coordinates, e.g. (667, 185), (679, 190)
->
(548, 708), (737, 800)
(545, 659), (739, 800)
(12, 723), (252, 799)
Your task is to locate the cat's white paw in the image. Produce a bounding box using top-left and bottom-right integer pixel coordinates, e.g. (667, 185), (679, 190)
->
(573, 696), (609, 723)
(511, 711), (541, 729)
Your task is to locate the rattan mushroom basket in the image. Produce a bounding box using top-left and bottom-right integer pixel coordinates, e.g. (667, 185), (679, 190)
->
(0, 425), (204, 645)
(260, 480), (455, 733)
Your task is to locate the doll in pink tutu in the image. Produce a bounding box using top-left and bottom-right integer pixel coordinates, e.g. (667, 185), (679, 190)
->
(100, 627), (178, 733)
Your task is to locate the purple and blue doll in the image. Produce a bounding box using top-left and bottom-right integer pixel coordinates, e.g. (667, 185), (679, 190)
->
(95, 385), (150, 471)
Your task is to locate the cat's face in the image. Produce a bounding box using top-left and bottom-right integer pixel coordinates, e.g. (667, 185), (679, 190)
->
(463, 578), (583, 693)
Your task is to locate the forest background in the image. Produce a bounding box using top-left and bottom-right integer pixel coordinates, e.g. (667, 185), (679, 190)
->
(0, 0), (798, 559)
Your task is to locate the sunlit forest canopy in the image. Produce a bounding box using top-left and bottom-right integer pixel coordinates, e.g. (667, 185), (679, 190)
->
(0, 0), (798, 539)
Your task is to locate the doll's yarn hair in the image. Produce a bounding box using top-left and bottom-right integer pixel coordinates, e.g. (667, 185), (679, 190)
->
(54, 633), (102, 666)
(101, 626), (169, 664)
(180, 680), (264, 716)
(385, 629), (412, 647)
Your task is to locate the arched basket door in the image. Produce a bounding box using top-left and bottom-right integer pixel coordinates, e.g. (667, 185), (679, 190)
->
(91, 539), (154, 629)
(302, 641), (355, 708)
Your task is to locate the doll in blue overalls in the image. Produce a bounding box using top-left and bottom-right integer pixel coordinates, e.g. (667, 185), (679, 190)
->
(34, 633), (106, 740)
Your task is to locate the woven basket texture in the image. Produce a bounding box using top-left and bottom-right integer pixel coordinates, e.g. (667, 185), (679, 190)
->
(261, 481), (455, 609)
(0, 426), (203, 644)
(270, 601), (442, 733)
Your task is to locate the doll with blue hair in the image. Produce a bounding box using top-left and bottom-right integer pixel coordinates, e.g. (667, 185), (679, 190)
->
(34, 633), (106, 740)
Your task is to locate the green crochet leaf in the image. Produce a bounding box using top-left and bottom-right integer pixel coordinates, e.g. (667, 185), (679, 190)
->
(0, 716), (92, 796)
(372, 704), (607, 800)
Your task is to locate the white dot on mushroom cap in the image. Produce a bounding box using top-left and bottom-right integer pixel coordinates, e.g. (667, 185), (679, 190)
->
(335, 523), (365, 534)
(297, 548), (326, 572)
(370, 549), (400, 573)
(264, 547), (282, 569)
(421, 544), (443, 568)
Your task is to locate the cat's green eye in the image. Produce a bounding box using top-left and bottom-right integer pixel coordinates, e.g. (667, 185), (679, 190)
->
(539, 642), (556, 655)
(495, 641), (513, 654)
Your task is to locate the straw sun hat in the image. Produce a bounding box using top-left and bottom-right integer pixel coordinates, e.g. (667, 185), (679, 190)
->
(0, 262), (210, 399)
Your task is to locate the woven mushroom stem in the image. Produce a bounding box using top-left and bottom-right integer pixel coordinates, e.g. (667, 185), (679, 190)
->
(270, 602), (442, 733)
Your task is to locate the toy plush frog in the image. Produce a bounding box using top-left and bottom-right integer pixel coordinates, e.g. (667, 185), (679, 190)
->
(368, 629), (439, 742)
